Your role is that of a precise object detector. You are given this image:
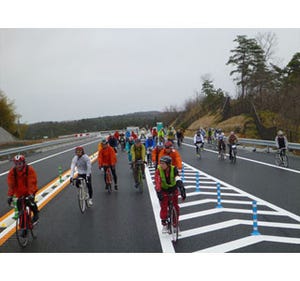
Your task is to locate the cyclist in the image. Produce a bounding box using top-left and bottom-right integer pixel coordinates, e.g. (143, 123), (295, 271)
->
(7, 155), (39, 224)
(166, 126), (176, 144)
(176, 128), (184, 147)
(139, 129), (147, 145)
(193, 130), (204, 155)
(131, 138), (146, 188)
(158, 127), (165, 144)
(98, 138), (118, 190)
(145, 134), (155, 166)
(275, 130), (288, 154)
(158, 141), (182, 171)
(126, 136), (135, 167)
(152, 142), (164, 170)
(227, 131), (238, 160)
(217, 130), (226, 159)
(154, 156), (186, 233)
(70, 146), (94, 205)
(107, 133), (118, 153)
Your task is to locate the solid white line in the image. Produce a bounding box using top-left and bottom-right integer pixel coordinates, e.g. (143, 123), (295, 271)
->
(0, 138), (100, 177)
(183, 141), (300, 174)
(145, 167), (175, 253)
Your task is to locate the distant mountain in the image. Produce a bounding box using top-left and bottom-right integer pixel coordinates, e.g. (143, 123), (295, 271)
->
(24, 111), (164, 139)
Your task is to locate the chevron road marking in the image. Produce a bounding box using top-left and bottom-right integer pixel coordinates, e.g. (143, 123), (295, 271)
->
(147, 162), (300, 253)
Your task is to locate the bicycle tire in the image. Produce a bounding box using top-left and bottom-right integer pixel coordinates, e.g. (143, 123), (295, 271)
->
(106, 168), (113, 194)
(168, 206), (179, 243)
(138, 167), (143, 193)
(78, 185), (86, 213)
(16, 208), (34, 248)
(232, 149), (237, 164)
(282, 155), (289, 168)
(275, 153), (281, 166)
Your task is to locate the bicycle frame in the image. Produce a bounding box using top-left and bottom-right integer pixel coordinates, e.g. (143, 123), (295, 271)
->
(135, 160), (145, 193)
(105, 167), (113, 194)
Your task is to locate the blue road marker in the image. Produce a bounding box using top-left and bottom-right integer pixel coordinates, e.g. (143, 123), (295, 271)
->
(216, 182), (222, 208)
(251, 201), (261, 235)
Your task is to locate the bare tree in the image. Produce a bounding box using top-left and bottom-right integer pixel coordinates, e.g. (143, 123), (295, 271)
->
(256, 32), (278, 64)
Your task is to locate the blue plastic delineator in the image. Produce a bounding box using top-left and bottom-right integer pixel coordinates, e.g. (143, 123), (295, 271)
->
(251, 201), (261, 235)
(196, 171), (200, 192)
(216, 182), (222, 208)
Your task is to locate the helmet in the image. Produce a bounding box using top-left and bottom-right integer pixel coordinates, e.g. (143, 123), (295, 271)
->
(13, 154), (25, 164)
(164, 141), (173, 148)
(101, 138), (108, 144)
(277, 130), (283, 136)
(196, 130), (201, 136)
(135, 138), (141, 144)
(160, 155), (172, 165)
(157, 142), (164, 148)
(75, 146), (84, 153)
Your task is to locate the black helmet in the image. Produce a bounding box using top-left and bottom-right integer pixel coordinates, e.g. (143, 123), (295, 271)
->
(160, 155), (172, 165)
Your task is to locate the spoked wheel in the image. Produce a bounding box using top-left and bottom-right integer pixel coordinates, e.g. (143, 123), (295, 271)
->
(275, 154), (281, 166)
(168, 207), (179, 243)
(78, 187), (86, 213)
(16, 214), (34, 248)
(107, 183), (112, 194)
(232, 150), (237, 164)
(281, 155), (289, 168)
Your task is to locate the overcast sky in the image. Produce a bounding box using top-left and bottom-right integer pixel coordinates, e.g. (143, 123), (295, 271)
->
(0, 28), (299, 124)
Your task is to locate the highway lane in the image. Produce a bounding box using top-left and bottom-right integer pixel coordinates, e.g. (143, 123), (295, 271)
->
(0, 141), (162, 252)
(1, 137), (300, 252)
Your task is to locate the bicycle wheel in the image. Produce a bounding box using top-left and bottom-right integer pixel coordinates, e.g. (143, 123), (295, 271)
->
(282, 155), (289, 167)
(78, 186), (86, 213)
(168, 206), (179, 243)
(16, 209), (33, 247)
(106, 168), (112, 194)
(138, 167), (143, 193)
(275, 153), (281, 166)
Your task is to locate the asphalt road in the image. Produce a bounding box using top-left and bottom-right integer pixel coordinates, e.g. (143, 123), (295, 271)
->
(1, 137), (300, 253)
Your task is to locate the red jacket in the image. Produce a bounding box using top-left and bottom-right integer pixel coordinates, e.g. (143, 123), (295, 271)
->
(7, 165), (38, 198)
(158, 148), (182, 169)
(98, 145), (117, 166)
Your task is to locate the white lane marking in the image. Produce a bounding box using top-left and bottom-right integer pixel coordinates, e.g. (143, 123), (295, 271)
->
(145, 167), (175, 253)
(0, 138), (100, 177)
(197, 235), (300, 253)
(183, 142), (300, 174)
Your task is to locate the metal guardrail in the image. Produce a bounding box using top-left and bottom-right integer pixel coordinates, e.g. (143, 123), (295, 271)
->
(0, 135), (99, 158)
(238, 138), (300, 151)
(186, 136), (300, 151)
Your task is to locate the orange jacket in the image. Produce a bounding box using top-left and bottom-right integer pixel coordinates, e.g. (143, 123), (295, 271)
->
(152, 147), (163, 163)
(7, 165), (38, 198)
(158, 148), (182, 169)
(98, 145), (117, 167)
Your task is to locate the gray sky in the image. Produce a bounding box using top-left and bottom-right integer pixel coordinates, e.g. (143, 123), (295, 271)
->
(0, 28), (299, 124)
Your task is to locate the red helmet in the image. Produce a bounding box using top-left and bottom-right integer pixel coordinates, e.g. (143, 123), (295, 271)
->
(164, 141), (173, 148)
(75, 146), (84, 153)
(13, 154), (25, 164)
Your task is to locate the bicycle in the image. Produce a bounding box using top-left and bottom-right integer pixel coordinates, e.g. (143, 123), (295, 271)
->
(229, 144), (238, 164)
(195, 142), (203, 159)
(73, 177), (91, 213)
(15, 196), (37, 248)
(146, 148), (153, 167)
(105, 166), (113, 194)
(166, 193), (179, 243)
(134, 160), (145, 193)
(275, 148), (289, 167)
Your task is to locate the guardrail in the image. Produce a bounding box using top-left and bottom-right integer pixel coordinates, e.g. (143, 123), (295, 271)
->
(186, 136), (300, 151)
(0, 134), (100, 159)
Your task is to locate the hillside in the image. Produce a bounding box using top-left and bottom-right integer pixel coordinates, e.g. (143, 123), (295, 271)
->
(24, 111), (166, 139)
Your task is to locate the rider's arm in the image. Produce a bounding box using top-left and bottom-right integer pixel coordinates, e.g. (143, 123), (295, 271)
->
(70, 155), (77, 178)
(27, 166), (38, 195)
(284, 136), (288, 149)
(7, 168), (16, 197)
(84, 155), (92, 176)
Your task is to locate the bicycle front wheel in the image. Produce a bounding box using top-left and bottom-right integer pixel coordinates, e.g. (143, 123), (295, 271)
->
(138, 168), (143, 193)
(275, 154), (281, 166)
(282, 155), (289, 168)
(169, 207), (179, 243)
(78, 187), (86, 213)
(16, 211), (33, 247)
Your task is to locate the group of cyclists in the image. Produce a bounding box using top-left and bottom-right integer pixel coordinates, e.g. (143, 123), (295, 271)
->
(5, 125), (289, 236)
